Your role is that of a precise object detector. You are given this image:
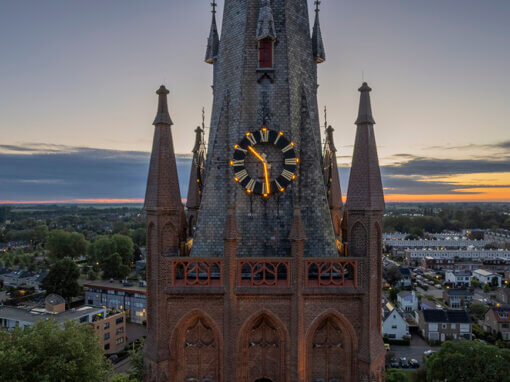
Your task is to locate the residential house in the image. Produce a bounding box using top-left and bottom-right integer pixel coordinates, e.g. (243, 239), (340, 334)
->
(482, 259), (510, 273)
(473, 269), (502, 288)
(496, 287), (510, 305)
(382, 302), (410, 341)
(483, 307), (510, 341)
(84, 279), (147, 324)
(397, 268), (412, 287)
(445, 270), (471, 287)
(397, 290), (418, 313)
(418, 309), (472, 343)
(443, 289), (472, 309)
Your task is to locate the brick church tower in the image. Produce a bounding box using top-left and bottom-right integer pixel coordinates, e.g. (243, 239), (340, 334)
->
(143, 1), (385, 381)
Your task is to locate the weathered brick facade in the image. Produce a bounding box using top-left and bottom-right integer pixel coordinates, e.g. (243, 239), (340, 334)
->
(143, 1), (385, 381)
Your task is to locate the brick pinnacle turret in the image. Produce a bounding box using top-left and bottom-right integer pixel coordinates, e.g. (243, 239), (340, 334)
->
(144, 85), (184, 212)
(346, 82), (385, 211)
(205, 1), (220, 64)
(186, 125), (205, 213)
(312, 0), (326, 63)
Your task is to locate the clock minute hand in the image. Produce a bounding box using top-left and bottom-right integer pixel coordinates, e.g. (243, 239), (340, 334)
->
(248, 146), (270, 195)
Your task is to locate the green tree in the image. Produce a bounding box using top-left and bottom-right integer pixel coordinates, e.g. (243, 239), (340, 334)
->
(31, 224), (49, 244)
(426, 341), (510, 382)
(112, 234), (134, 265)
(102, 253), (130, 280)
(128, 338), (145, 381)
(0, 319), (111, 381)
(41, 257), (81, 302)
(483, 282), (491, 293)
(471, 278), (480, 289)
(47, 230), (88, 260)
(469, 301), (488, 321)
(87, 269), (97, 280)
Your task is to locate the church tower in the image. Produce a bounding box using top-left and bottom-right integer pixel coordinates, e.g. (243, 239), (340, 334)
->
(144, 1), (385, 381)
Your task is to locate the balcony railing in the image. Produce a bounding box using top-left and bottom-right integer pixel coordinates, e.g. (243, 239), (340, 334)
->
(172, 259), (222, 287)
(237, 259), (291, 287)
(305, 259), (358, 287)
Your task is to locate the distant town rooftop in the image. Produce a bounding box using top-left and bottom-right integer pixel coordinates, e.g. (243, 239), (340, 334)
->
(83, 279), (146, 294)
(422, 309), (471, 324)
(0, 305), (104, 325)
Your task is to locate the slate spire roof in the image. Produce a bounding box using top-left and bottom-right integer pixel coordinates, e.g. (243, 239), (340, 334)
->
(256, 0), (276, 40)
(144, 86), (183, 211)
(346, 83), (385, 211)
(205, 1), (220, 64)
(312, 0), (325, 63)
(186, 124), (206, 211)
(323, 125), (343, 211)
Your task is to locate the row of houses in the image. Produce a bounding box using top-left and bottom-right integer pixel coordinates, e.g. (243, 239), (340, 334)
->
(445, 269), (502, 288)
(0, 294), (127, 353)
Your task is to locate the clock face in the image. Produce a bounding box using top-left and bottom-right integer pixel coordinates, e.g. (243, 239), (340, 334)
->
(231, 127), (298, 196)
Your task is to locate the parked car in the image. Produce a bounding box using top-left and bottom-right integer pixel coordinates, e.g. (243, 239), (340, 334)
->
(390, 358), (400, 368)
(423, 349), (436, 357)
(400, 358), (409, 368)
(409, 359), (420, 368)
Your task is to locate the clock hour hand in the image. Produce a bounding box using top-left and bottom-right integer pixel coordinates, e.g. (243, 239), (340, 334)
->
(248, 146), (270, 195)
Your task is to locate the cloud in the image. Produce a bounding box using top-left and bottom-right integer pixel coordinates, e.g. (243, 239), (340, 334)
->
(0, 144), (191, 201)
(423, 140), (510, 152)
(1, 143), (509, 202)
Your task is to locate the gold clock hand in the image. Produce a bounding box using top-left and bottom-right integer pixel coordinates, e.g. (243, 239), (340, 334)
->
(248, 146), (270, 195)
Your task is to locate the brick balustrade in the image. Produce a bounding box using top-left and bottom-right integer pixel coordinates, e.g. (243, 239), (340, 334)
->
(305, 259), (358, 287)
(172, 259), (223, 286)
(171, 258), (358, 288)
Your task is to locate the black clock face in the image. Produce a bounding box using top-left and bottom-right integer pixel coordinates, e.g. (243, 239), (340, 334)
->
(231, 127), (298, 196)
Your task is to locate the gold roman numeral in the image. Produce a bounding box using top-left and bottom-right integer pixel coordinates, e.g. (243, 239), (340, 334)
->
(260, 129), (269, 142)
(282, 144), (293, 153)
(281, 169), (294, 181)
(232, 160), (245, 166)
(235, 169), (248, 182)
(246, 134), (257, 145)
(285, 158), (297, 165)
(246, 179), (256, 191)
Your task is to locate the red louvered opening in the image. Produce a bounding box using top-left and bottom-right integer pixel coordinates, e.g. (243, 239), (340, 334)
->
(258, 39), (273, 68)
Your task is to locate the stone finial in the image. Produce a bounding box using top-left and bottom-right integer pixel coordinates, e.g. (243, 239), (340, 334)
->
(325, 125), (336, 152)
(355, 82), (375, 125)
(256, 0), (276, 40)
(289, 206), (306, 241)
(224, 206), (240, 240)
(346, 83), (385, 211)
(312, 0), (326, 63)
(192, 125), (204, 153)
(153, 85), (173, 126)
(205, 1), (220, 64)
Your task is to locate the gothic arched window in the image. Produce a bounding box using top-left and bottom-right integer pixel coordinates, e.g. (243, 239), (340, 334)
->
(245, 316), (282, 382)
(310, 317), (349, 382)
(183, 317), (220, 382)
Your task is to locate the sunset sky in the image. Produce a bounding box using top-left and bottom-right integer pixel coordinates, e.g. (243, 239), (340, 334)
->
(1, 0), (509, 203)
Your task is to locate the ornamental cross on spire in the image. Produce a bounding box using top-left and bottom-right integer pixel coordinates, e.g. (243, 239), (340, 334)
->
(211, 0), (217, 14)
(315, 0), (321, 13)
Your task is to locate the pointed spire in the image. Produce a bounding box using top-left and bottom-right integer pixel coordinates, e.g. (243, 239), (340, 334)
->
(145, 85), (183, 211)
(312, 0), (326, 63)
(256, 0), (276, 40)
(355, 82), (376, 125)
(205, 1), (220, 64)
(323, 125), (343, 211)
(153, 85), (173, 126)
(346, 83), (384, 211)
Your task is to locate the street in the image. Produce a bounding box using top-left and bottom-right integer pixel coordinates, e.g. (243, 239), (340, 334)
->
(389, 334), (440, 362)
